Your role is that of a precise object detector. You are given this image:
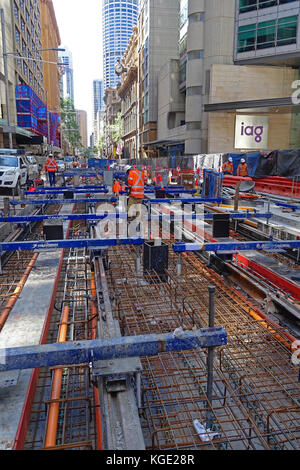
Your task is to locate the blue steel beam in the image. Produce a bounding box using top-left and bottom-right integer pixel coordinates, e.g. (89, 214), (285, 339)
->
(143, 189), (197, 195)
(143, 198), (222, 204)
(10, 198), (118, 206)
(39, 185), (107, 191)
(0, 328), (227, 372)
(0, 212), (273, 224)
(0, 214), (128, 223)
(25, 189), (109, 195)
(0, 237), (144, 252)
(174, 240), (300, 253)
(275, 202), (300, 212)
(10, 197), (221, 206)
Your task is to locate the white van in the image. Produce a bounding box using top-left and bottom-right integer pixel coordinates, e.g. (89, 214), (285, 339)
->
(0, 153), (28, 195)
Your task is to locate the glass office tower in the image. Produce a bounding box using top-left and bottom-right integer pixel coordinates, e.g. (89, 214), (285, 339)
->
(93, 80), (104, 118)
(102, 0), (139, 90)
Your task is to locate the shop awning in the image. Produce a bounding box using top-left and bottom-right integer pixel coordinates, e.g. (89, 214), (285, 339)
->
(0, 118), (35, 138)
(144, 138), (185, 147)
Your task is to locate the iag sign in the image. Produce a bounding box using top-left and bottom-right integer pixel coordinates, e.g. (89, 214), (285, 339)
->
(235, 115), (269, 149)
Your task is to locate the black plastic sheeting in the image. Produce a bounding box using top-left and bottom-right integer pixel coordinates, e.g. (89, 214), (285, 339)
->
(255, 149), (300, 178)
(122, 149), (300, 179)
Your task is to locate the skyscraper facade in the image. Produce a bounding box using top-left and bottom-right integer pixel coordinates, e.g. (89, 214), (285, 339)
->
(93, 79), (103, 118)
(76, 109), (88, 149)
(59, 46), (75, 104)
(102, 0), (139, 90)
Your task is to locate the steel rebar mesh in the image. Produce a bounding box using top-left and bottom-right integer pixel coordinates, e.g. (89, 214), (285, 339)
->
(106, 244), (300, 450)
(24, 214), (97, 450)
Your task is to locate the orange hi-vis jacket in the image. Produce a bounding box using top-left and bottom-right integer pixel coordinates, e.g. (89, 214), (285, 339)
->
(237, 163), (249, 177)
(222, 161), (233, 174)
(113, 181), (122, 194)
(45, 158), (58, 172)
(128, 169), (145, 199)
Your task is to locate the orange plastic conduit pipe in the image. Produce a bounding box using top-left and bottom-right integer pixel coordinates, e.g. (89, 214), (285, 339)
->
(91, 271), (103, 450)
(44, 305), (69, 448)
(0, 252), (39, 332)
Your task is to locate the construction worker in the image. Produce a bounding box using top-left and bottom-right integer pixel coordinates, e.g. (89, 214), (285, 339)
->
(222, 157), (234, 175)
(127, 167), (145, 218)
(237, 158), (249, 177)
(45, 154), (58, 187)
(113, 179), (122, 195)
(157, 173), (163, 187)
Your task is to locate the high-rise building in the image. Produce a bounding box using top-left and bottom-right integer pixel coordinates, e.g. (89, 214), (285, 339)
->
(93, 79), (103, 119)
(76, 109), (88, 149)
(40, 0), (61, 113)
(118, 27), (138, 159)
(138, 0), (181, 154)
(0, 0), (61, 149)
(59, 46), (75, 104)
(102, 0), (139, 90)
(205, 0), (300, 153)
(0, 0), (18, 147)
(11, 0), (45, 100)
(235, 0), (300, 65)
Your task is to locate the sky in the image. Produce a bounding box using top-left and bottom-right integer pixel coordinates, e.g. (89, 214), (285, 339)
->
(52, 0), (103, 139)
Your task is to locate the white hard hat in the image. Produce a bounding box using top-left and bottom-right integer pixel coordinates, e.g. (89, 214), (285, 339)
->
(228, 157), (233, 163)
(241, 158), (246, 163)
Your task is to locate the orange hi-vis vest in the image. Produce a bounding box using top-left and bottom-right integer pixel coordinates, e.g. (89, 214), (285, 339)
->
(113, 181), (122, 194)
(222, 161), (233, 174)
(128, 169), (145, 199)
(237, 163), (248, 177)
(46, 158), (58, 172)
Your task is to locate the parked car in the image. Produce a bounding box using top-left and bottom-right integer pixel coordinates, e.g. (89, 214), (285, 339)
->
(24, 155), (39, 179)
(0, 153), (28, 196)
(64, 157), (73, 169)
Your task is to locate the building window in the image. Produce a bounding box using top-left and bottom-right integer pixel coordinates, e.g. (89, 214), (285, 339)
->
(189, 12), (205, 23)
(238, 15), (298, 52)
(240, 0), (298, 14)
(186, 122), (201, 130)
(179, 62), (187, 84)
(15, 26), (20, 45)
(187, 50), (204, 60)
(14, 2), (19, 21)
(187, 86), (203, 96)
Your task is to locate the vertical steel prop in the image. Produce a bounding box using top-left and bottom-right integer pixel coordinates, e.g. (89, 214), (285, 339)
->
(206, 286), (216, 430)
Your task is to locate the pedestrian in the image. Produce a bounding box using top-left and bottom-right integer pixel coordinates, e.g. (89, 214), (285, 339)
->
(127, 167), (145, 219)
(157, 173), (163, 187)
(222, 157), (234, 175)
(113, 179), (122, 195)
(45, 154), (58, 187)
(237, 158), (249, 177)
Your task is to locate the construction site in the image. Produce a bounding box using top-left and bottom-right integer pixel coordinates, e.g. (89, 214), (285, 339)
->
(0, 165), (299, 452)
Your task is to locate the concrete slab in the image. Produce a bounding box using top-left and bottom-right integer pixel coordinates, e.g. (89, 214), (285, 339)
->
(0, 203), (73, 450)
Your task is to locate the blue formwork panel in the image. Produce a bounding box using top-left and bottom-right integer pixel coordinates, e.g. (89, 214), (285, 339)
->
(202, 170), (223, 199)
